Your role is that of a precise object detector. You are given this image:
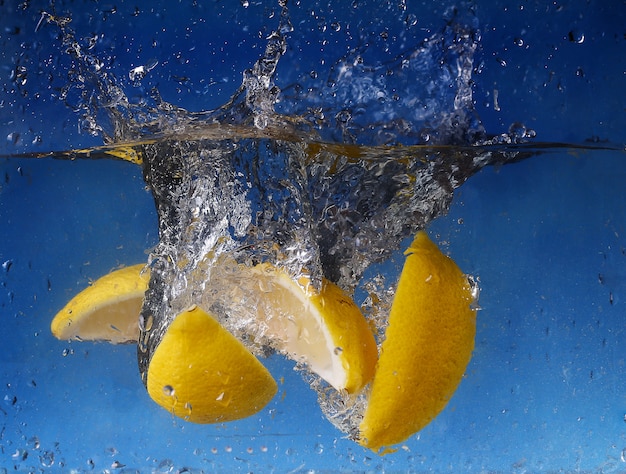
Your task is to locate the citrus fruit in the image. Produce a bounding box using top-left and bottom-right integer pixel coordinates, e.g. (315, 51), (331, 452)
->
(50, 264), (149, 344)
(146, 304), (278, 423)
(251, 263), (378, 394)
(358, 231), (477, 453)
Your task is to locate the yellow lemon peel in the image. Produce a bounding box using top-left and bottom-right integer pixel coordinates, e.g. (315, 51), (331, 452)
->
(358, 231), (477, 453)
(146, 305), (277, 423)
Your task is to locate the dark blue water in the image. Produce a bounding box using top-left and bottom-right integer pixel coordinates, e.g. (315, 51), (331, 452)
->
(1, 0), (625, 471)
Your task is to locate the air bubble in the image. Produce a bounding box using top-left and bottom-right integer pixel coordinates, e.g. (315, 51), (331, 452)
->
(139, 313), (154, 332)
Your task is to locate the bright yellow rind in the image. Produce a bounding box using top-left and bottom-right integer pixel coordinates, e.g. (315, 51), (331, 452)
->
(146, 305), (278, 423)
(253, 264), (378, 394)
(50, 264), (149, 344)
(358, 231), (476, 453)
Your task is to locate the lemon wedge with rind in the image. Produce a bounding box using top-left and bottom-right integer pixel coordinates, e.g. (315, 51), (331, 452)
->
(252, 264), (378, 394)
(146, 305), (278, 423)
(358, 231), (476, 453)
(51, 264), (149, 344)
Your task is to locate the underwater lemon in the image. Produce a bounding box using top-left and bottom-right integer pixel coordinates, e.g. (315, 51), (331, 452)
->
(251, 263), (378, 394)
(146, 305), (278, 423)
(358, 231), (476, 453)
(51, 264), (148, 344)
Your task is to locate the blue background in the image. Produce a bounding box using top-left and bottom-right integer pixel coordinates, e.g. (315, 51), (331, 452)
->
(1, 0), (626, 471)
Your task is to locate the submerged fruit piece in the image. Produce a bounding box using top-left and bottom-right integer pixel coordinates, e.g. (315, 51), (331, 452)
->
(50, 264), (148, 344)
(146, 305), (277, 423)
(252, 264), (378, 394)
(359, 231), (476, 453)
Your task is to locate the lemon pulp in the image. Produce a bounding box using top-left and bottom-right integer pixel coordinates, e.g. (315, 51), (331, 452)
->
(50, 264), (148, 344)
(251, 264), (377, 394)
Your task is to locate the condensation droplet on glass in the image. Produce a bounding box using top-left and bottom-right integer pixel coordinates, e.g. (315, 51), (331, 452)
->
(621, 448), (626, 463)
(314, 443), (324, 454)
(514, 37), (524, 47)
(457, 218), (464, 225)
(240, 0), (249, 7)
(330, 21), (341, 32)
(333, 347), (343, 356)
(163, 385), (175, 397)
(224, 446), (232, 453)
(568, 29), (585, 44)
(40, 451), (55, 468)
(496, 56), (507, 67)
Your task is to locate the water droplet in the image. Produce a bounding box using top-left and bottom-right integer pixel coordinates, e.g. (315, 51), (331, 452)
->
(246, 446), (253, 454)
(111, 461), (125, 469)
(330, 22), (341, 32)
(224, 446), (232, 453)
(163, 385), (175, 397)
(241, 0), (249, 7)
(568, 29), (585, 44)
(513, 37), (524, 47)
(2, 260), (12, 273)
(333, 347), (343, 356)
(39, 450), (54, 467)
(314, 443), (324, 454)
(129, 65), (146, 83)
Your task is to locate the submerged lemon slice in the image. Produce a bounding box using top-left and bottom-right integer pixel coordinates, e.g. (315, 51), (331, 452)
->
(358, 231), (477, 453)
(50, 264), (149, 344)
(251, 264), (378, 394)
(146, 305), (278, 423)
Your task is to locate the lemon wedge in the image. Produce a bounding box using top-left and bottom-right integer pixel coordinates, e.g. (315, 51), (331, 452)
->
(358, 231), (477, 453)
(146, 305), (278, 423)
(50, 264), (149, 344)
(251, 264), (378, 394)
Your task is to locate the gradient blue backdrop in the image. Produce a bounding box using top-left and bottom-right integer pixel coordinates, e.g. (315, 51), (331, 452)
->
(1, 0), (625, 471)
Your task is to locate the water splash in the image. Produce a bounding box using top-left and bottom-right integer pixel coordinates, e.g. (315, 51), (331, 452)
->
(38, 2), (538, 436)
